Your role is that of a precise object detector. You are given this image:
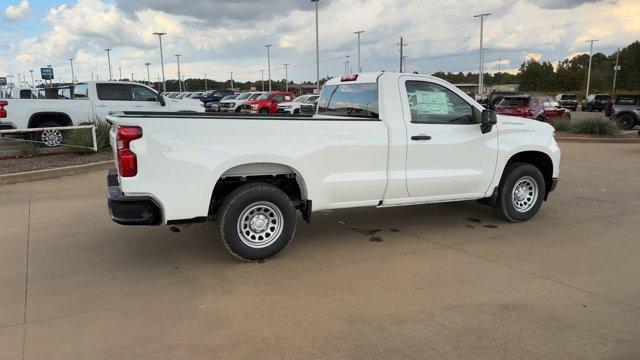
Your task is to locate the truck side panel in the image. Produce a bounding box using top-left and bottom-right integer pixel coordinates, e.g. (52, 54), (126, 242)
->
(113, 116), (389, 222)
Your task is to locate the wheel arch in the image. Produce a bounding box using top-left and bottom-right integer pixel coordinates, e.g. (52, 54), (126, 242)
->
(28, 112), (73, 128)
(504, 151), (554, 197)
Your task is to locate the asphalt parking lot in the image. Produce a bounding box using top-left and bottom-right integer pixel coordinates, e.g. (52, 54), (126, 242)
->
(1, 142), (639, 359)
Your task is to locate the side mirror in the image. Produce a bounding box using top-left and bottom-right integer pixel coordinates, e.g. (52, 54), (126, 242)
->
(157, 93), (166, 106)
(481, 109), (497, 134)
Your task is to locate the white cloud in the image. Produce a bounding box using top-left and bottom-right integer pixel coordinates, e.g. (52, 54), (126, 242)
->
(4, 0), (30, 21)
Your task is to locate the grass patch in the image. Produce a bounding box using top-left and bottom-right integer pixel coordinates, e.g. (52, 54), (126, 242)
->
(63, 119), (112, 151)
(571, 117), (620, 136)
(21, 141), (41, 157)
(552, 116), (572, 132)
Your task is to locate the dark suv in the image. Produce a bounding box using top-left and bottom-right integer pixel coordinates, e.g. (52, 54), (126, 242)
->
(200, 89), (236, 104)
(606, 94), (639, 130)
(555, 94), (578, 111)
(486, 91), (521, 110)
(581, 94), (610, 112)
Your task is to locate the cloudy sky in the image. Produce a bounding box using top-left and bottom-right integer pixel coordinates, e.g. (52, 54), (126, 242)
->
(0, 0), (639, 85)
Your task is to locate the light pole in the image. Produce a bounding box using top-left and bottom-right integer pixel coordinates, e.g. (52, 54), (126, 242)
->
(119, 66), (122, 80)
(69, 58), (75, 84)
(145, 62), (151, 86)
(261, 69), (265, 91)
(265, 44), (272, 92)
(230, 72), (234, 91)
(105, 48), (113, 80)
(612, 47), (620, 97)
(311, 0), (320, 93)
(153, 32), (167, 92)
(585, 39), (599, 98)
(29, 69), (34, 87)
(353, 30), (364, 72)
(474, 13), (490, 96)
(175, 54), (182, 92)
(345, 55), (350, 74)
(204, 73), (208, 91)
(17, 74), (21, 88)
(283, 63), (289, 92)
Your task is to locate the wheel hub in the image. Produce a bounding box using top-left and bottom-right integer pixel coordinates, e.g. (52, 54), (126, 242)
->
(511, 176), (539, 213)
(249, 214), (269, 233)
(237, 201), (284, 249)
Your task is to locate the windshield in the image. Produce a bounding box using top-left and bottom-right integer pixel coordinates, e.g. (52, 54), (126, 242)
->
(317, 83), (379, 118)
(595, 95), (611, 100)
(561, 94), (577, 100)
(235, 93), (252, 100)
(305, 95), (319, 102)
(250, 93), (263, 100)
(221, 95), (237, 101)
(292, 95), (309, 103)
(257, 93), (271, 100)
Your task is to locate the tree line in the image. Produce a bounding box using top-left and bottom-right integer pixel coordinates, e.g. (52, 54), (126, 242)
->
(431, 41), (640, 94)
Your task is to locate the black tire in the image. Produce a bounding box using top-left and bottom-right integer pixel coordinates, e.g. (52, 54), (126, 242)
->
(493, 162), (546, 222)
(31, 122), (64, 147)
(536, 115), (544, 122)
(615, 114), (636, 130)
(259, 108), (270, 114)
(218, 183), (296, 261)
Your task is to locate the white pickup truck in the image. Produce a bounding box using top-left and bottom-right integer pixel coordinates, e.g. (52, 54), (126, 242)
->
(106, 72), (560, 261)
(0, 81), (203, 146)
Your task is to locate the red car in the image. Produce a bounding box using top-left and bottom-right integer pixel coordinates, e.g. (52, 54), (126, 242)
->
(496, 95), (568, 122)
(240, 92), (295, 114)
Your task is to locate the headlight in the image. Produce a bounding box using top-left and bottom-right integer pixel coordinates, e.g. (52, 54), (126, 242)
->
(251, 104), (259, 109)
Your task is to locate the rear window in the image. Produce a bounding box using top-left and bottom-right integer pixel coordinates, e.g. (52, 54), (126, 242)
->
(561, 94), (577, 100)
(96, 83), (128, 101)
(595, 95), (610, 100)
(499, 97), (529, 106)
(615, 95), (638, 105)
(317, 83), (379, 118)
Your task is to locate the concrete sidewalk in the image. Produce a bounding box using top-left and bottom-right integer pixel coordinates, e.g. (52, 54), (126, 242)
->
(1, 142), (639, 359)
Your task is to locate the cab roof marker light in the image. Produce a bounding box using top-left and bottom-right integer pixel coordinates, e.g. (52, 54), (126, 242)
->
(341, 74), (358, 82)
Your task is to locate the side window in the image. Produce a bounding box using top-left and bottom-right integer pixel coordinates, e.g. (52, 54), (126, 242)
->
(129, 85), (157, 101)
(74, 84), (89, 99)
(543, 99), (551, 107)
(405, 81), (474, 124)
(284, 95), (292, 101)
(317, 83), (379, 118)
(96, 84), (128, 101)
(273, 95), (284, 102)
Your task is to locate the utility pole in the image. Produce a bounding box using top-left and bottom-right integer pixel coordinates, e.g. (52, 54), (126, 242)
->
(131, 73), (134, 82)
(175, 54), (182, 92)
(612, 47), (620, 97)
(29, 69), (34, 87)
(69, 58), (75, 84)
(474, 13), (490, 95)
(105, 48), (113, 80)
(402, 56), (409, 72)
(153, 32), (167, 92)
(265, 44), (272, 91)
(397, 37), (408, 72)
(353, 30), (364, 72)
(498, 54), (502, 72)
(119, 67), (122, 80)
(204, 73), (208, 91)
(585, 39), (599, 98)
(145, 62), (151, 86)
(230, 72), (234, 91)
(346, 55), (350, 73)
(17, 74), (21, 88)
(311, 0), (320, 94)
(283, 63), (289, 92)
(261, 69), (265, 91)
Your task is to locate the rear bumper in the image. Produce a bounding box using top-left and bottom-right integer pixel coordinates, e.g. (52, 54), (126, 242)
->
(106, 169), (162, 226)
(0, 122), (16, 130)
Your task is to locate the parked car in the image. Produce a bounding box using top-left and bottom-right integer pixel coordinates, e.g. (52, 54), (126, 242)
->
(299, 100), (317, 114)
(606, 94), (639, 130)
(581, 94), (610, 112)
(186, 92), (204, 100)
(277, 94), (319, 114)
(105, 72), (560, 261)
(555, 94), (578, 111)
(200, 89), (236, 104)
(487, 91), (521, 110)
(0, 81), (203, 146)
(206, 94), (237, 112)
(240, 92), (295, 114)
(495, 95), (568, 122)
(219, 92), (265, 112)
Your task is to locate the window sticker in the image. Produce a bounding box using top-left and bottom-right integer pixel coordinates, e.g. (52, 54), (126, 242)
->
(414, 90), (449, 115)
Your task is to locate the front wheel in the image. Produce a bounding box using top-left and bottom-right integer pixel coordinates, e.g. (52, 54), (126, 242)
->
(218, 183), (297, 261)
(615, 114), (636, 130)
(493, 162), (546, 222)
(259, 108), (270, 114)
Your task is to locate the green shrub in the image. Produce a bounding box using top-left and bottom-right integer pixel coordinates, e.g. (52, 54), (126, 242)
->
(571, 117), (620, 136)
(63, 118), (112, 151)
(552, 117), (572, 132)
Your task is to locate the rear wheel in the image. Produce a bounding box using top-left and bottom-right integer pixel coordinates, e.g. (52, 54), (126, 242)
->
(536, 115), (544, 122)
(493, 162), (546, 222)
(218, 183), (297, 261)
(615, 114), (636, 130)
(259, 108), (270, 114)
(31, 122), (65, 147)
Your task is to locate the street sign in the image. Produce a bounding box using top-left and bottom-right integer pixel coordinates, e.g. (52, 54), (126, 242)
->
(0, 77), (6, 86)
(41, 67), (54, 80)
(614, 65), (621, 71)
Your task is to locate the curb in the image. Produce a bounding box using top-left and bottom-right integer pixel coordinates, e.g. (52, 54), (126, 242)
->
(556, 136), (640, 143)
(0, 160), (114, 185)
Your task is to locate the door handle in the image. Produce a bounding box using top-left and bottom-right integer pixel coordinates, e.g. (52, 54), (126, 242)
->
(411, 135), (432, 141)
(96, 104), (107, 108)
(134, 105), (143, 108)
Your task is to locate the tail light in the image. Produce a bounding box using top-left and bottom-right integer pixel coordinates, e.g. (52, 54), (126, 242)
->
(0, 100), (7, 118)
(523, 108), (534, 117)
(341, 74), (358, 82)
(116, 126), (142, 177)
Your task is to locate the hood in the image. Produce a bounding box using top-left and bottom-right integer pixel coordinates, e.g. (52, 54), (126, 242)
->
(244, 99), (266, 105)
(278, 102), (294, 106)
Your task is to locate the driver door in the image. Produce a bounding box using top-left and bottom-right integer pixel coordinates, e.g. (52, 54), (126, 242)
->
(400, 76), (498, 200)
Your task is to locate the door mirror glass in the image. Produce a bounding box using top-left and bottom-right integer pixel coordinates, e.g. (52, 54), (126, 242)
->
(481, 109), (497, 134)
